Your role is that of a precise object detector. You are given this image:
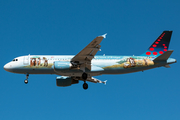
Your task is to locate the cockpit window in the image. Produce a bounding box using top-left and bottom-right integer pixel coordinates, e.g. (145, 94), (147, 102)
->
(12, 59), (18, 61)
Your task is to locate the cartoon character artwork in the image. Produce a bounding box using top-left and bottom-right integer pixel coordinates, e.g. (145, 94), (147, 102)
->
(103, 57), (154, 69)
(43, 57), (48, 67)
(123, 57), (136, 68)
(123, 57), (154, 68)
(134, 58), (154, 67)
(30, 56), (41, 67)
(25, 56), (53, 68)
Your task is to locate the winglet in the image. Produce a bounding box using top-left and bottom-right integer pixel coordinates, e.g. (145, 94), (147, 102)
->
(102, 33), (107, 38)
(103, 80), (107, 85)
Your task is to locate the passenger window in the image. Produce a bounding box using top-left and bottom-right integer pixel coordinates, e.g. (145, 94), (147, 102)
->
(12, 59), (15, 61)
(16, 59), (18, 61)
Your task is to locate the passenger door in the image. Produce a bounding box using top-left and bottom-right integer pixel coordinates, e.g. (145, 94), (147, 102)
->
(23, 55), (29, 65)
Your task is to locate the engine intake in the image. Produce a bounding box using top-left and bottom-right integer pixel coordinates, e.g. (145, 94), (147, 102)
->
(56, 76), (79, 87)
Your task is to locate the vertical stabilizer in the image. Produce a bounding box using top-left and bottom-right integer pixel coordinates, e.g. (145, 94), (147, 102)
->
(141, 31), (172, 57)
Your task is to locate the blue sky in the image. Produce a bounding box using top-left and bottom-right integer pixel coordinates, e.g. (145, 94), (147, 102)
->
(0, 0), (180, 120)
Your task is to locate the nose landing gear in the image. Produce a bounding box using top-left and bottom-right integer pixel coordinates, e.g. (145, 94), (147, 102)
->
(24, 73), (29, 84)
(24, 79), (28, 84)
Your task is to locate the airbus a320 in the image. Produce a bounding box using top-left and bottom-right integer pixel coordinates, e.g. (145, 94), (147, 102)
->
(4, 31), (176, 90)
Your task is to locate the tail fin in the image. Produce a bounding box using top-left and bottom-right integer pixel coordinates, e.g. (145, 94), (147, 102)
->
(141, 31), (172, 57)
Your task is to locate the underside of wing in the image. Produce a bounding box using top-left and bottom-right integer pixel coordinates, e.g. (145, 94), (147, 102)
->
(86, 77), (107, 85)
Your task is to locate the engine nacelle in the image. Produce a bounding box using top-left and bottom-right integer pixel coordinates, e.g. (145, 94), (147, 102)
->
(54, 61), (71, 71)
(56, 76), (79, 87)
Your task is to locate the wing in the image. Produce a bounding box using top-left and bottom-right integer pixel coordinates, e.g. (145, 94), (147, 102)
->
(71, 34), (107, 70)
(86, 77), (107, 85)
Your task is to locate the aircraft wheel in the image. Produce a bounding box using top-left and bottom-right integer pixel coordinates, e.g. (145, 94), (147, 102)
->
(82, 73), (87, 80)
(24, 79), (28, 84)
(83, 83), (88, 90)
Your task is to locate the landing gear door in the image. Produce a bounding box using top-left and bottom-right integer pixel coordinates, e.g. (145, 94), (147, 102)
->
(23, 56), (29, 65)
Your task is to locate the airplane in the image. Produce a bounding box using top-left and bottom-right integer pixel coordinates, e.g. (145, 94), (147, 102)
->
(4, 31), (176, 90)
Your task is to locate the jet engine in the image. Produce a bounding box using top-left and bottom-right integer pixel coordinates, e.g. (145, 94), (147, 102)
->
(54, 61), (71, 71)
(56, 76), (79, 87)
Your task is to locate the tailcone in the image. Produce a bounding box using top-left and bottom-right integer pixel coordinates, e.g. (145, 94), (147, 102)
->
(167, 58), (177, 64)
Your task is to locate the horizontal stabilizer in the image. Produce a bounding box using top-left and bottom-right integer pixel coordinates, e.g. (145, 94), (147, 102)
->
(164, 65), (171, 68)
(153, 50), (173, 61)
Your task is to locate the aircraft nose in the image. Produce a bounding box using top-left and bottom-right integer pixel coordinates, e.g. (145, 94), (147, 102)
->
(4, 63), (10, 71)
(4, 64), (8, 70)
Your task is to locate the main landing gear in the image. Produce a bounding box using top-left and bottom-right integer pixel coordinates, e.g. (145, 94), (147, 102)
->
(24, 73), (29, 84)
(82, 72), (88, 90)
(82, 72), (88, 80)
(83, 82), (88, 90)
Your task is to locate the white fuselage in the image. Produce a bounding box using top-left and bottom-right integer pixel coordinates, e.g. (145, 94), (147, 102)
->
(4, 55), (176, 77)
